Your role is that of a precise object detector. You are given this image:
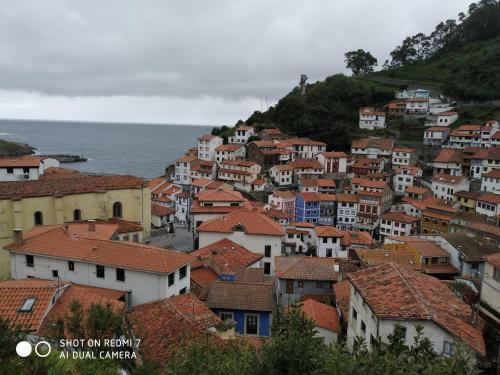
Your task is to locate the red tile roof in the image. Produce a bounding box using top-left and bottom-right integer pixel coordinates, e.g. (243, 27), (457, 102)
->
(7, 227), (193, 274)
(152, 204), (176, 216)
(315, 226), (344, 237)
(319, 151), (348, 158)
(275, 256), (338, 281)
(215, 143), (244, 152)
(333, 280), (351, 320)
(483, 253), (500, 268)
(432, 174), (467, 185)
(348, 264), (485, 355)
(290, 158), (322, 170)
(300, 299), (340, 332)
(434, 148), (463, 163)
(195, 188), (246, 202)
(0, 156), (45, 168)
(0, 175), (147, 199)
(355, 248), (420, 270)
(127, 294), (223, 363)
(196, 211), (285, 236)
(381, 211), (419, 224)
(351, 137), (394, 150)
(206, 279), (274, 312)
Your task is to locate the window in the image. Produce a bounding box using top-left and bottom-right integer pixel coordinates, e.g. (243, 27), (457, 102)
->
(112, 202), (123, 218)
(322, 237), (328, 243)
(361, 320), (366, 333)
(7, 167), (14, 174)
(286, 280), (294, 294)
(298, 280), (304, 288)
(123, 235), (130, 241)
(352, 308), (357, 320)
(264, 245), (271, 257)
(52, 270), (59, 278)
(443, 341), (454, 356)
(23, 167), (30, 174)
(133, 234), (139, 243)
(26, 255), (34, 267)
(326, 249), (333, 257)
(68, 261), (74, 271)
(264, 262), (271, 275)
(245, 313), (259, 335)
(34, 211), (43, 226)
(316, 281), (323, 288)
(179, 265), (187, 279)
(220, 312), (234, 321)
(168, 273), (175, 286)
(73, 209), (81, 221)
(19, 297), (36, 312)
(116, 268), (125, 282)
(179, 287), (187, 294)
(96, 265), (105, 278)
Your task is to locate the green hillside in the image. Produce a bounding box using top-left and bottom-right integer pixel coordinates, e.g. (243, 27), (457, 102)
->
(368, 35), (500, 100)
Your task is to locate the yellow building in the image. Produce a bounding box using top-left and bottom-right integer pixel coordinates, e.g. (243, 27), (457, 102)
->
(0, 174), (151, 279)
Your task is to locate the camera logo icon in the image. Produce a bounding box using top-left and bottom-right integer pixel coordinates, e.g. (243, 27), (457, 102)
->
(16, 341), (51, 357)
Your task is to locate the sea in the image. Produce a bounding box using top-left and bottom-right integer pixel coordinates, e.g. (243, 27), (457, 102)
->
(0, 119), (213, 178)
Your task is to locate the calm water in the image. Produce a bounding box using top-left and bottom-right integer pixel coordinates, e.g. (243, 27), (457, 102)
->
(0, 119), (213, 178)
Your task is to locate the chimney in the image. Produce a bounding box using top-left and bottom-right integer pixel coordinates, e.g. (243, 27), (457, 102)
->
(88, 220), (96, 232)
(13, 229), (23, 245)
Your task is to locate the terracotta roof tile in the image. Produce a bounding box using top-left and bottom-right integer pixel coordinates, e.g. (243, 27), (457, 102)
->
(275, 256), (338, 281)
(300, 299), (340, 332)
(347, 264), (485, 355)
(0, 156), (45, 168)
(196, 211), (285, 236)
(315, 226), (344, 237)
(206, 281), (274, 312)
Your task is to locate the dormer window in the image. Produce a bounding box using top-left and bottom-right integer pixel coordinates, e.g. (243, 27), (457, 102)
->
(232, 224), (246, 232)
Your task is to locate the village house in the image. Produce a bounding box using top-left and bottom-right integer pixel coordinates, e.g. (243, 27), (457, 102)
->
(0, 278), (125, 335)
(386, 101), (406, 120)
(190, 188), (251, 231)
(283, 227), (310, 255)
(190, 177), (231, 195)
(358, 107), (386, 130)
(269, 164), (294, 187)
(314, 226), (346, 258)
(228, 124), (255, 144)
(467, 147), (500, 180)
(479, 253), (500, 327)
(280, 138), (327, 159)
(350, 137), (394, 161)
(423, 126), (451, 146)
(481, 169), (500, 193)
(0, 156), (59, 182)
(336, 194), (359, 230)
(206, 268), (275, 337)
(174, 154), (197, 185)
(421, 203), (459, 234)
(190, 159), (216, 180)
(435, 111), (459, 126)
(433, 148), (463, 176)
(214, 143), (246, 163)
(295, 192), (321, 223)
(475, 192), (500, 218)
(318, 193), (337, 225)
(299, 178), (336, 194)
(275, 256), (338, 303)
(352, 247), (421, 271)
(297, 299), (340, 345)
(6, 226), (192, 306)
(217, 159), (262, 192)
(391, 147), (416, 169)
(393, 166), (422, 195)
(350, 158), (384, 176)
(258, 128), (288, 141)
(196, 211), (285, 275)
(453, 191), (481, 213)
(432, 174), (470, 202)
(447, 124), (485, 149)
(127, 293), (226, 365)
(405, 98), (429, 119)
(289, 158), (324, 183)
(151, 204), (176, 228)
(197, 134), (223, 161)
(379, 211), (419, 238)
(316, 151), (348, 174)
(0, 174), (151, 279)
(346, 263), (485, 357)
(268, 190), (296, 221)
(247, 140), (294, 171)
(396, 88), (430, 99)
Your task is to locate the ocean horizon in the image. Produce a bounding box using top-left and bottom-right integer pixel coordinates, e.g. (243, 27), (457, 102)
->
(0, 118), (214, 178)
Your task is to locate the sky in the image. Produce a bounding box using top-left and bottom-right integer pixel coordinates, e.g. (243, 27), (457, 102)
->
(0, 0), (472, 126)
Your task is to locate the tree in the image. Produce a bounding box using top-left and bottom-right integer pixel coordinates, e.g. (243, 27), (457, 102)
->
(344, 49), (378, 75)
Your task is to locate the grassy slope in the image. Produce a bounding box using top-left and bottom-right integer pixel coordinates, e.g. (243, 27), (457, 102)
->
(0, 139), (35, 156)
(367, 36), (500, 100)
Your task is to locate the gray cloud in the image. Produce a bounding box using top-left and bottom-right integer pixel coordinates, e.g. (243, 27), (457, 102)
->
(0, 0), (471, 124)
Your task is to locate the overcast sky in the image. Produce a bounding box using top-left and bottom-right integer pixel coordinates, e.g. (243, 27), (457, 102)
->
(0, 0), (471, 126)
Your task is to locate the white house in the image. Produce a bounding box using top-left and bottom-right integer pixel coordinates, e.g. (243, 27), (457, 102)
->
(174, 154), (197, 186)
(217, 160), (262, 192)
(480, 253), (500, 326)
(298, 299), (340, 345)
(351, 138), (394, 160)
(7, 227), (193, 306)
(228, 125), (255, 144)
(359, 107), (386, 130)
(197, 135), (223, 161)
(433, 149), (463, 176)
(423, 127), (450, 146)
(405, 98), (429, 119)
(314, 226), (346, 258)
(151, 204), (176, 228)
(346, 263), (485, 357)
(214, 143), (246, 164)
(280, 138), (327, 159)
(481, 169), (500, 193)
(391, 147), (416, 169)
(268, 190), (296, 221)
(269, 164), (294, 187)
(468, 147), (500, 180)
(336, 194), (359, 230)
(393, 166), (422, 195)
(432, 174), (469, 202)
(379, 211), (419, 237)
(0, 156), (59, 182)
(435, 111), (458, 126)
(196, 211), (285, 275)
(316, 151), (348, 174)
(475, 193), (500, 218)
